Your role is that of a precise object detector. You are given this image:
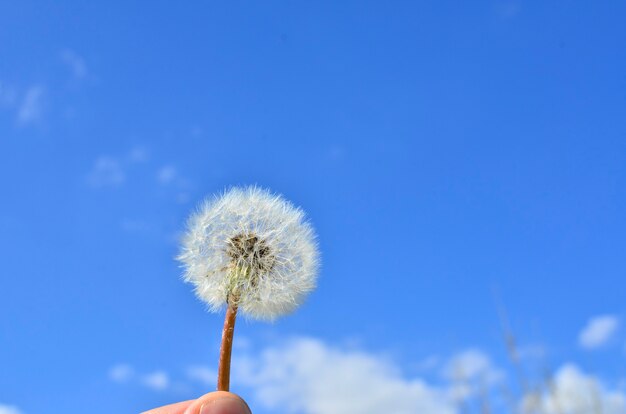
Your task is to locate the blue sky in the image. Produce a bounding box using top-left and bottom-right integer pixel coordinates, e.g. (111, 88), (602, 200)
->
(1, 2), (626, 413)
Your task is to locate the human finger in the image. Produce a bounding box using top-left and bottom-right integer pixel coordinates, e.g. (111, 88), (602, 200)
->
(141, 399), (194, 414)
(183, 391), (251, 414)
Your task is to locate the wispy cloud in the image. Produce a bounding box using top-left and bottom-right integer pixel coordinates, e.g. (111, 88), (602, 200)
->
(0, 404), (23, 414)
(0, 81), (44, 127)
(157, 165), (177, 185)
(109, 363), (134, 383)
(86, 147), (151, 189)
(579, 315), (620, 349)
(86, 148), (193, 203)
(60, 49), (87, 80)
(444, 349), (503, 384)
(186, 366), (217, 386)
(443, 349), (504, 404)
(128, 146), (149, 163)
(17, 86), (44, 126)
(156, 164), (192, 204)
(87, 156), (126, 188)
(142, 371), (169, 391)
(109, 364), (170, 392)
(2, 51), (89, 128)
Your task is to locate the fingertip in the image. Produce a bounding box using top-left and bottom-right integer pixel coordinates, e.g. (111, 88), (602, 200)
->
(141, 399), (194, 414)
(184, 391), (251, 414)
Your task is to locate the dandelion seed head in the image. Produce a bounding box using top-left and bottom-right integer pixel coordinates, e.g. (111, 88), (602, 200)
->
(178, 186), (319, 320)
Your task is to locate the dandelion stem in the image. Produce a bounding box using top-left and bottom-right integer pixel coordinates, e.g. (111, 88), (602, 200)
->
(217, 302), (238, 391)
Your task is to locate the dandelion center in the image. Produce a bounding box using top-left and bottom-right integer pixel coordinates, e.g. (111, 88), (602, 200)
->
(227, 233), (275, 275)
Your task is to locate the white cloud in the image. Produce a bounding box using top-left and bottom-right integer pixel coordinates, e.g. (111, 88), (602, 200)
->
(87, 156), (125, 188)
(108, 364), (171, 392)
(443, 349), (503, 384)
(0, 82), (45, 126)
(157, 165), (177, 185)
(128, 146), (149, 163)
(579, 315), (620, 349)
(186, 366), (217, 386)
(86, 150), (192, 201)
(521, 364), (626, 414)
(87, 147), (151, 189)
(142, 371), (169, 391)
(109, 363), (134, 382)
(17, 86), (44, 125)
(443, 349), (504, 403)
(61, 49), (87, 79)
(0, 405), (22, 414)
(233, 337), (455, 414)
(156, 164), (192, 203)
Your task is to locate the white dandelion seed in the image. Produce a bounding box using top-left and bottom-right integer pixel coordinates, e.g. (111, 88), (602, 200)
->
(177, 186), (320, 391)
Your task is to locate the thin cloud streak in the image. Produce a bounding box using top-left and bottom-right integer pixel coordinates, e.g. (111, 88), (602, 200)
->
(108, 364), (170, 392)
(186, 366), (217, 386)
(86, 156), (126, 188)
(61, 49), (88, 79)
(0, 404), (23, 414)
(579, 315), (620, 349)
(142, 371), (169, 391)
(17, 86), (44, 126)
(157, 165), (177, 185)
(109, 363), (134, 383)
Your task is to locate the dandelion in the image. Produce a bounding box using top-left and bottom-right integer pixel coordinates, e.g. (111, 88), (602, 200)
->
(178, 186), (319, 391)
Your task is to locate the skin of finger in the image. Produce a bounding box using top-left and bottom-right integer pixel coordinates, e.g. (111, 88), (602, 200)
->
(184, 391), (251, 414)
(141, 399), (195, 414)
